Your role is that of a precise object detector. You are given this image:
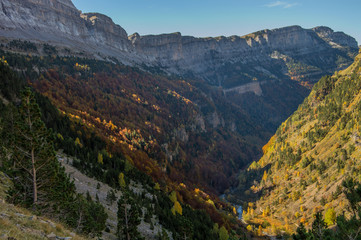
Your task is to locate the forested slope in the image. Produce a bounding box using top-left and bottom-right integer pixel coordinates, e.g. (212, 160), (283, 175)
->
(228, 50), (361, 236)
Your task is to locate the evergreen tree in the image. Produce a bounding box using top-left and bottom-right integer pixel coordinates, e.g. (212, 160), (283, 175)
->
(11, 88), (74, 209)
(117, 190), (142, 240)
(219, 226), (229, 240)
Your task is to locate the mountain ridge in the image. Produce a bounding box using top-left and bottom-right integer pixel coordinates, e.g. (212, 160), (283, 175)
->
(227, 49), (361, 235)
(0, 0), (358, 87)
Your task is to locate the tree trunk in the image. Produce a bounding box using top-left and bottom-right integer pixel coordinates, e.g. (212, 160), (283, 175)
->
(27, 95), (37, 206)
(31, 147), (37, 205)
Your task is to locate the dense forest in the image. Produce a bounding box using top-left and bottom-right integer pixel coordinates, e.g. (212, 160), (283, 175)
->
(0, 43), (252, 239)
(226, 50), (361, 237)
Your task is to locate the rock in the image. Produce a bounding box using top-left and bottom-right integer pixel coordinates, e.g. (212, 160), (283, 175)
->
(0, 213), (9, 218)
(15, 213), (26, 217)
(29, 215), (37, 221)
(0, 0), (357, 87)
(46, 232), (56, 239)
(0, 0), (134, 62)
(0, 234), (7, 239)
(313, 26), (358, 48)
(47, 220), (56, 228)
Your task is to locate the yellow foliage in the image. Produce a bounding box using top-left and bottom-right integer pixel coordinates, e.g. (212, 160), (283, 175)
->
(74, 137), (82, 148)
(97, 153), (103, 165)
(169, 191), (177, 203)
(207, 199), (215, 207)
(262, 170), (268, 182)
(171, 201), (182, 215)
(258, 225), (263, 236)
(118, 172), (126, 188)
(246, 225), (253, 231)
(262, 135), (275, 155)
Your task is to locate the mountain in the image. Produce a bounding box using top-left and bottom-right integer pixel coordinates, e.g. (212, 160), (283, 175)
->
(1, 0), (361, 238)
(131, 25), (357, 87)
(0, 60), (239, 239)
(0, 0), (359, 204)
(0, 0), (358, 134)
(227, 50), (361, 235)
(0, 0), (358, 84)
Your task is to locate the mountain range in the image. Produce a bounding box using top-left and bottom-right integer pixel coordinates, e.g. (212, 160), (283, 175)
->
(0, 0), (360, 238)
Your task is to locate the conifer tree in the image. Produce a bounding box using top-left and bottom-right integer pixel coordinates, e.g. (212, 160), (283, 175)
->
(117, 190), (142, 240)
(11, 88), (72, 208)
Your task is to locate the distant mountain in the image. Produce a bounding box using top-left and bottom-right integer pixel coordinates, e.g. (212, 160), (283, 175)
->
(228, 50), (361, 235)
(0, 0), (358, 84)
(0, 0), (358, 133)
(0, 0), (359, 193)
(1, 0), (361, 238)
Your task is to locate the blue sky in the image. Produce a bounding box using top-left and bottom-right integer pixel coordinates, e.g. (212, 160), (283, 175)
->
(72, 0), (360, 44)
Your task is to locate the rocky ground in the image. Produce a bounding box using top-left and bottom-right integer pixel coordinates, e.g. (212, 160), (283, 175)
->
(0, 172), (87, 240)
(58, 153), (169, 240)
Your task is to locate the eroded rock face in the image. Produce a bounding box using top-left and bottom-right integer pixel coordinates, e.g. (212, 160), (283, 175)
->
(0, 0), (133, 60)
(131, 25), (358, 86)
(313, 26), (358, 48)
(0, 0), (358, 86)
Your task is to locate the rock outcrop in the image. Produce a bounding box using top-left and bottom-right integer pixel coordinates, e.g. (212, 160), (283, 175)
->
(0, 0), (134, 62)
(131, 25), (358, 86)
(0, 0), (358, 88)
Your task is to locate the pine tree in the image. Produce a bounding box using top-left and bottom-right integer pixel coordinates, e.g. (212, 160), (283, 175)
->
(117, 191), (142, 240)
(11, 88), (72, 208)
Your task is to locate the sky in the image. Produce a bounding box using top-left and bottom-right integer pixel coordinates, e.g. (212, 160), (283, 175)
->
(72, 0), (361, 45)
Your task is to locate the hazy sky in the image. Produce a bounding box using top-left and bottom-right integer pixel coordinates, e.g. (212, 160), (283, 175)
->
(72, 0), (360, 44)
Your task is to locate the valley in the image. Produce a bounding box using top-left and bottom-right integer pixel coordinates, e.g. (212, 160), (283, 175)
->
(0, 0), (360, 239)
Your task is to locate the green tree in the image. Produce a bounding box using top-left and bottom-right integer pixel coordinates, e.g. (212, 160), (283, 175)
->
(106, 189), (117, 205)
(219, 226), (229, 240)
(11, 89), (70, 207)
(117, 191), (142, 240)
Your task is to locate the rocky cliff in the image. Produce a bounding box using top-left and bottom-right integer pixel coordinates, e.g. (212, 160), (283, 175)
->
(0, 0), (359, 135)
(0, 0), (134, 61)
(0, 0), (358, 87)
(130, 25), (358, 87)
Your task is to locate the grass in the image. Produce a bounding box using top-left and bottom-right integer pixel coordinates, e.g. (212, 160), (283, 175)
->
(0, 171), (89, 240)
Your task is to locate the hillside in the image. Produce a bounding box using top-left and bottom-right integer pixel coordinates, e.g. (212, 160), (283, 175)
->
(0, 0), (358, 141)
(227, 49), (361, 236)
(0, 56), (248, 240)
(0, 46), (266, 194)
(0, 171), (90, 240)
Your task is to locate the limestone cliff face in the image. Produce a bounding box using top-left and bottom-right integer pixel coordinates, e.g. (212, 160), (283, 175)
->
(313, 26), (358, 48)
(0, 0), (133, 59)
(0, 0), (358, 86)
(131, 25), (358, 86)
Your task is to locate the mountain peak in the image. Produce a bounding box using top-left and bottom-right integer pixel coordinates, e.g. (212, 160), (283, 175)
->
(313, 26), (358, 48)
